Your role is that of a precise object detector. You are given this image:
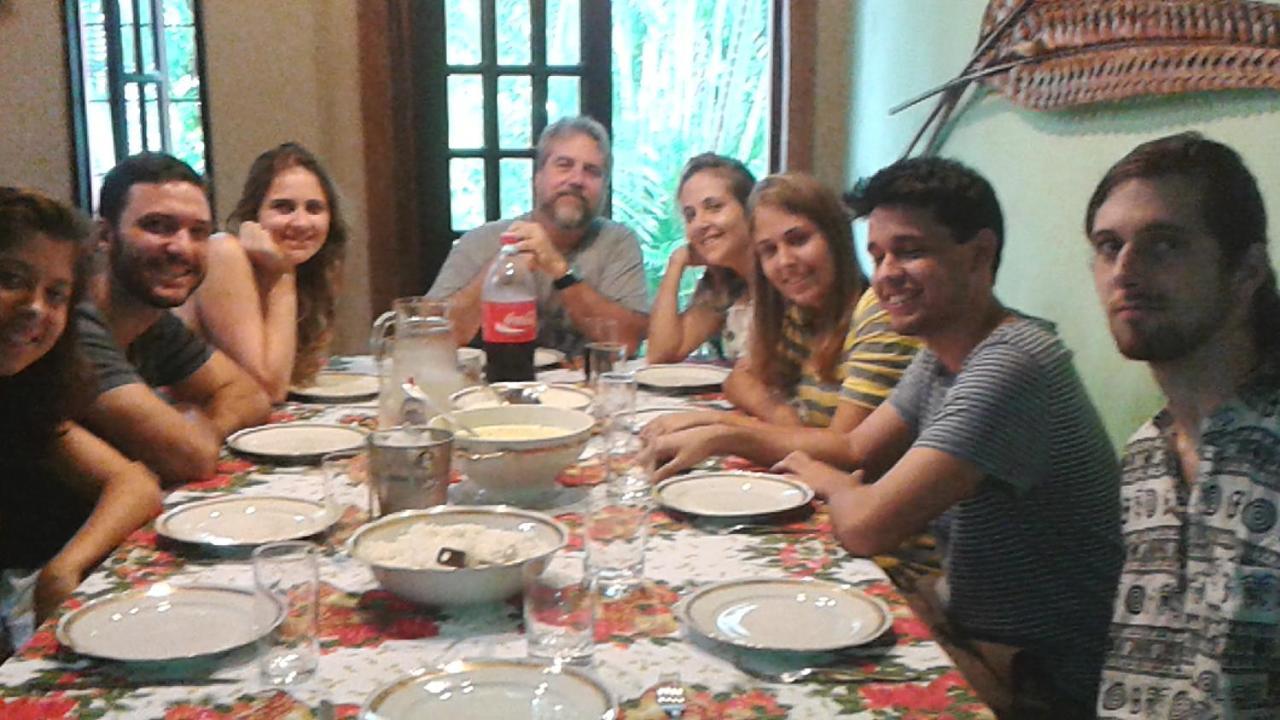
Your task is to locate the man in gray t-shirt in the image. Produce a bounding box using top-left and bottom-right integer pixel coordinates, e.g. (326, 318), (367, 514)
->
(776, 157), (1120, 716)
(78, 152), (269, 486)
(426, 116), (648, 357)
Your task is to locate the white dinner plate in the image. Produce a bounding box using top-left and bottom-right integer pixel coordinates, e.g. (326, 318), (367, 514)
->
(635, 363), (730, 391)
(451, 383), (593, 411)
(288, 372), (380, 403)
(57, 584), (283, 662)
(227, 423), (368, 465)
(622, 405), (692, 432)
(362, 659), (616, 720)
(654, 471), (814, 518)
(680, 578), (892, 652)
(535, 347), (567, 368)
(156, 495), (336, 547)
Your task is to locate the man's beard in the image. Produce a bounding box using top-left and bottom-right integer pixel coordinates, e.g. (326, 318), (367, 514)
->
(542, 192), (595, 231)
(110, 241), (203, 309)
(1109, 308), (1222, 363)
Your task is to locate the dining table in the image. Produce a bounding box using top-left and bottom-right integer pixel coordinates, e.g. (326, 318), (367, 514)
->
(0, 357), (993, 719)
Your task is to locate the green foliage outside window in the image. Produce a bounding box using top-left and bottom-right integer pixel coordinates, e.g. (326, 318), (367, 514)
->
(610, 0), (771, 301)
(444, 0), (771, 302)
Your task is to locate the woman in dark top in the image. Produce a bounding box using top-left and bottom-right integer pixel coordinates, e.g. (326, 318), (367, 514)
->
(0, 187), (161, 656)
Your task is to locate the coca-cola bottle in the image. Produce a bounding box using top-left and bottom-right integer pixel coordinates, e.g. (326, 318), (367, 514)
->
(481, 233), (537, 382)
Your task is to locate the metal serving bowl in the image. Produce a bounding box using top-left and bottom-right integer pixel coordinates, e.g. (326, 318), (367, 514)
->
(347, 505), (568, 606)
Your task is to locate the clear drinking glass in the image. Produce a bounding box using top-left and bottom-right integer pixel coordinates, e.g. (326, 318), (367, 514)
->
(585, 484), (649, 598)
(594, 370), (637, 427)
(253, 541), (320, 686)
(583, 317), (627, 389)
(605, 431), (648, 494)
(523, 550), (594, 664)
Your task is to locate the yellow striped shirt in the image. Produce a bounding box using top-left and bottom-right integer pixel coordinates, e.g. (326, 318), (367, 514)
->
(781, 289), (921, 427)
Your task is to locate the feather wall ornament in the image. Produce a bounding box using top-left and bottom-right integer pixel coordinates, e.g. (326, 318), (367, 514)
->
(896, 0), (1280, 157)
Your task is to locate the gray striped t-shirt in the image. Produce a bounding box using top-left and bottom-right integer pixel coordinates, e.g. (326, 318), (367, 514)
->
(889, 313), (1122, 705)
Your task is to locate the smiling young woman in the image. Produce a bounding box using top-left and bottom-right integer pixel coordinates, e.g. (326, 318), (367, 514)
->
(647, 153), (756, 363)
(0, 187), (161, 657)
(176, 143), (349, 401)
(640, 173), (922, 481)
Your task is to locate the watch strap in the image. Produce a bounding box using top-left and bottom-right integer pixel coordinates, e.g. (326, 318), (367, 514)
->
(553, 269), (581, 290)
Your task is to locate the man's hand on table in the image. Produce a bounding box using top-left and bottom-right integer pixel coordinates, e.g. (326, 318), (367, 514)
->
(643, 424), (730, 482)
(773, 451), (862, 497)
(639, 410), (732, 442)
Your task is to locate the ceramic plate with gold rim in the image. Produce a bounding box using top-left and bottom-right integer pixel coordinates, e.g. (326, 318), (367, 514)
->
(156, 495), (336, 547)
(654, 471), (814, 518)
(57, 584), (283, 662)
(535, 347), (567, 368)
(288, 372), (380, 403)
(680, 578), (892, 652)
(635, 363), (730, 391)
(226, 423), (368, 465)
(362, 659), (616, 720)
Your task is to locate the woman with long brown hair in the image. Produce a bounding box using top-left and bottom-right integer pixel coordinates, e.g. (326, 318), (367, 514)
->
(647, 153), (755, 362)
(0, 187), (161, 656)
(642, 173), (919, 479)
(177, 143), (348, 401)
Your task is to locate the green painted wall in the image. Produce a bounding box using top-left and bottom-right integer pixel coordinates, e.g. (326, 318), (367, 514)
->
(844, 0), (1280, 447)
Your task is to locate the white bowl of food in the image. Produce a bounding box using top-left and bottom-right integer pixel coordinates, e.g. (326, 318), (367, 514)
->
(347, 505), (567, 606)
(429, 405), (595, 502)
(450, 382), (594, 412)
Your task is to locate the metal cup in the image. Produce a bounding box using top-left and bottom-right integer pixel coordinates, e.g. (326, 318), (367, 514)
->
(367, 426), (454, 518)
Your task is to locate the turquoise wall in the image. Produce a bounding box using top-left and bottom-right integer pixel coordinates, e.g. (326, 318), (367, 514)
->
(844, 0), (1280, 447)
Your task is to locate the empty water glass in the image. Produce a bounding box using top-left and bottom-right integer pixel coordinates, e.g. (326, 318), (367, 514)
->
(594, 370), (637, 427)
(523, 550), (594, 664)
(605, 431), (649, 494)
(586, 484), (650, 597)
(253, 541), (319, 686)
(584, 318), (626, 388)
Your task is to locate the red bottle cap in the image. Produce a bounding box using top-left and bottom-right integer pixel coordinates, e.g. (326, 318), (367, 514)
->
(500, 232), (520, 246)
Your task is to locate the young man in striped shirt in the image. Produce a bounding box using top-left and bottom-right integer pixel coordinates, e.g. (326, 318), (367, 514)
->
(778, 157), (1122, 716)
(1087, 133), (1280, 719)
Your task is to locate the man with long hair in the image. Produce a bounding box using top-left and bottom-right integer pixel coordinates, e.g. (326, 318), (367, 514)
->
(1087, 132), (1280, 718)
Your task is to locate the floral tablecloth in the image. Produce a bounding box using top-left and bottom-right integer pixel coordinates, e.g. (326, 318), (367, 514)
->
(0, 362), (992, 719)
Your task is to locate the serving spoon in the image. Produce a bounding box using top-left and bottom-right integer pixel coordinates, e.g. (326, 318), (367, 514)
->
(401, 379), (480, 437)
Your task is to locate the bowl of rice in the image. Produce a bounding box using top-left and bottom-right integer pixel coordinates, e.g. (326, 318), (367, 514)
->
(428, 405), (595, 503)
(347, 505), (568, 606)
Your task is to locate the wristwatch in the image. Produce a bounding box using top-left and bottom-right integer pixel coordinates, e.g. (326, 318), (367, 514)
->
(553, 267), (581, 290)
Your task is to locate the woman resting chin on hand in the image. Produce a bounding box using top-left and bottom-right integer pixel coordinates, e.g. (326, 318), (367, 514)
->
(176, 143), (348, 402)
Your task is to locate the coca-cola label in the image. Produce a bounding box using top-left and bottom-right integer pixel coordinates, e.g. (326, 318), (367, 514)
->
(482, 300), (537, 343)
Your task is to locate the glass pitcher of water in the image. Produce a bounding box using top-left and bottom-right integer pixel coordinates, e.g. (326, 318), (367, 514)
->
(369, 297), (465, 428)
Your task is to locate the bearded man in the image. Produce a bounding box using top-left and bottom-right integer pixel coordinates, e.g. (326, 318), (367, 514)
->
(426, 116), (648, 356)
(77, 152), (269, 485)
(1087, 133), (1280, 719)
